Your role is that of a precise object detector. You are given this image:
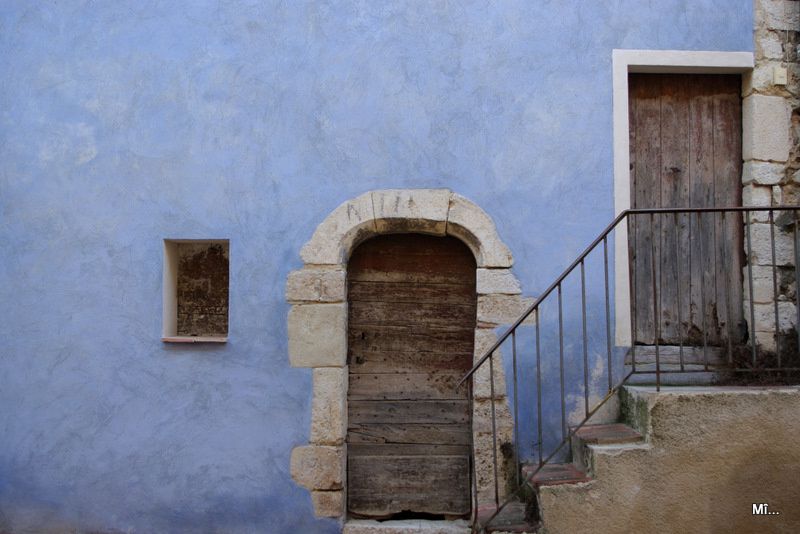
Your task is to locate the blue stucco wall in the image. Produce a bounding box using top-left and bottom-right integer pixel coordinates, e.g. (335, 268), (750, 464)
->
(0, 2), (752, 532)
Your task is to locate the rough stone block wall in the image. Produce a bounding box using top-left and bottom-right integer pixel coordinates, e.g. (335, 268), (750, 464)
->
(742, 0), (800, 357)
(176, 242), (230, 336)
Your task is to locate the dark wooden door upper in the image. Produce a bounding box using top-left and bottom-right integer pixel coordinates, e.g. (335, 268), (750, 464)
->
(346, 234), (475, 518)
(629, 73), (745, 350)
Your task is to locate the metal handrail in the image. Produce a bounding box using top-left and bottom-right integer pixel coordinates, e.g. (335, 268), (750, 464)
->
(463, 206), (800, 533)
(458, 209), (627, 387)
(459, 206), (800, 387)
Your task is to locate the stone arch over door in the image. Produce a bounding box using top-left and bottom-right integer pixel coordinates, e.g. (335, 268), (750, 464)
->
(287, 189), (526, 519)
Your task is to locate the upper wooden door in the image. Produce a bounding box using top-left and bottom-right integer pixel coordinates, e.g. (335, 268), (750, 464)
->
(629, 74), (745, 349)
(346, 234), (475, 518)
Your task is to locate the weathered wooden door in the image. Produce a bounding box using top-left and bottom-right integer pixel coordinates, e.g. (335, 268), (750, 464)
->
(347, 234), (475, 518)
(629, 73), (745, 349)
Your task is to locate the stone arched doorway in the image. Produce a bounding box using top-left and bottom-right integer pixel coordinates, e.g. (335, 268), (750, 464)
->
(287, 189), (526, 519)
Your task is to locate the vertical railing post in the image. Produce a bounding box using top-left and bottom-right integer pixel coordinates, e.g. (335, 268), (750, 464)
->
(794, 210), (800, 359)
(723, 210), (733, 365)
(468, 376), (478, 527)
(558, 283), (566, 441)
(769, 208), (781, 367)
(627, 215), (637, 372)
(581, 260), (589, 417)
(746, 210), (757, 366)
(698, 211), (708, 371)
(650, 213), (661, 391)
(488, 352), (499, 509)
(603, 236), (613, 392)
(535, 308), (543, 467)
(511, 330), (520, 489)
(673, 211), (685, 371)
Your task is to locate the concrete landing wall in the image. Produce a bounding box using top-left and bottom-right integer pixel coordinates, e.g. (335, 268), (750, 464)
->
(540, 386), (800, 534)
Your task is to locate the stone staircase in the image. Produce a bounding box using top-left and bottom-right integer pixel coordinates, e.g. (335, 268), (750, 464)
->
(535, 385), (800, 533)
(477, 423), (643, 534)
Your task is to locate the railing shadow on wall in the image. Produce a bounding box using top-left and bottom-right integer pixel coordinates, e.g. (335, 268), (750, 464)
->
(458, 206), (800, 532)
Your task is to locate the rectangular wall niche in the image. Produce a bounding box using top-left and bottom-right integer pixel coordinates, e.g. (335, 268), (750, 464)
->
(163, 239), (229, 342)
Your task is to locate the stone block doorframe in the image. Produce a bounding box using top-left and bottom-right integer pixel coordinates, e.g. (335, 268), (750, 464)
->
(287, 189), (525, 519)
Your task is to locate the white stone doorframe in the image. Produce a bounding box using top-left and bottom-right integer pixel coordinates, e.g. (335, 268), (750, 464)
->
(611, 49), (756, 345)
(287, 189), (526, 519)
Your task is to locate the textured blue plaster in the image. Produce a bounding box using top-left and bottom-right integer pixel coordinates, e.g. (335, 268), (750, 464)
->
(0, 1), (751, 532)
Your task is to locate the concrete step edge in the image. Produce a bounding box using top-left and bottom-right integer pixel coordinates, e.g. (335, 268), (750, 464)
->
(588, 442), (652, 455)
(570, 424), (644, 473)
(343, 519), (470, 534)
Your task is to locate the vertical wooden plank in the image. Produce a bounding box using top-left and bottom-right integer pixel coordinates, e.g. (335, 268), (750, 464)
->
(675, 76), (694, 349)
(659, 75), (691, 343)
(713, 75), (745, 345)
(629, 74), (661, 344)
(687, 76), (717, 345)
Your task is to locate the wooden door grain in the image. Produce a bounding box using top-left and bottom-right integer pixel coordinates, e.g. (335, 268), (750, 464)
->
(346, 234), (476, 517)
(629, 74), (744, 349)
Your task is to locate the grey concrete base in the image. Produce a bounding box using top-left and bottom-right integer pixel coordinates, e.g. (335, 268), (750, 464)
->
(624, 363), (723, 386)
(343, 519), (470, 534)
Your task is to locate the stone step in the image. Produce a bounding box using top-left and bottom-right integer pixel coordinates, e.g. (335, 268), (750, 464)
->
(571, 423), (643, 472)
(586, 441), (652, 480)
(624, 345), (726, 367)
(574, 423), (642, 445)
(343, 519), (469, 534)
(477, 500), (539, 533)
(521, 463), (590, 488)
(624, 363), (722, 386)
